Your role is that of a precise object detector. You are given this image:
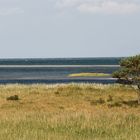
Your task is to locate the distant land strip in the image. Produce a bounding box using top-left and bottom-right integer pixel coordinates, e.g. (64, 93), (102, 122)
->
(0, 65), (120, 68)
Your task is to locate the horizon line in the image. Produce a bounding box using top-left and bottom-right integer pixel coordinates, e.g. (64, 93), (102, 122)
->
(0, 56), (127, 59)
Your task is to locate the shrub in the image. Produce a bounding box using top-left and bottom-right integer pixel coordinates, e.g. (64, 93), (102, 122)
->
(6, 95), (19, 101)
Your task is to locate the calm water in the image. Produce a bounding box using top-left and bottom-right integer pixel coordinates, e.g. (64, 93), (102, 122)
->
(0, 58), (121, 84)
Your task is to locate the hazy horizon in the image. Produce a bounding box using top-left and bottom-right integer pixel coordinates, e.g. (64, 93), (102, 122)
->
(0, 56), (129, 59)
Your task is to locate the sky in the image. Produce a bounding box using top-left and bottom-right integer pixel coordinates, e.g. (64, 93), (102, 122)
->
(0, 0), (140, 58)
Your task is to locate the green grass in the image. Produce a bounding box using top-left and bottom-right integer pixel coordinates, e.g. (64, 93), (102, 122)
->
(0, 83), (139, 140)
(68, 73), (111, 77)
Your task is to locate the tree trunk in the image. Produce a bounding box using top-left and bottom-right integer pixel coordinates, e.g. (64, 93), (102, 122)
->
(137, 84), (140, 105)
(138, 92), (140, 105)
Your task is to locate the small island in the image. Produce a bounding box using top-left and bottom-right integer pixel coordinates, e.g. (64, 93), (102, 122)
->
(69, 72), (111, 77)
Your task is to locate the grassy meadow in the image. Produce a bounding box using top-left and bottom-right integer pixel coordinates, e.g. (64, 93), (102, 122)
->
(0, 83), (140, 140)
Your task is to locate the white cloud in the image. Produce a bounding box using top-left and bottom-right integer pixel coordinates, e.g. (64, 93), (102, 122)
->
(0, 8), (24, 16)
(55, 0), (86, 8)
(78, 1), (140, 14)
(55, 0), (140, 15)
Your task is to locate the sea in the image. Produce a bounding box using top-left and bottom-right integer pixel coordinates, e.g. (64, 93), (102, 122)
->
(0, 58), (121, 84)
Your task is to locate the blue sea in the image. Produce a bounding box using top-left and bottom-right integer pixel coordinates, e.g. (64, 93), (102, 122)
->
(0, 58), (121, 84)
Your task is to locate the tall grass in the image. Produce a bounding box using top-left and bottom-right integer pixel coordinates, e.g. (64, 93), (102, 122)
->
(0, 83), (139, 140)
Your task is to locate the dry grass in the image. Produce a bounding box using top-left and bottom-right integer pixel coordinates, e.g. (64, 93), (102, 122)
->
(0, 83), (139, 140)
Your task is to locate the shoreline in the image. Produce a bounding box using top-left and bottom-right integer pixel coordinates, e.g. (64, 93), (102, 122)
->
(0, 78), (117, 84)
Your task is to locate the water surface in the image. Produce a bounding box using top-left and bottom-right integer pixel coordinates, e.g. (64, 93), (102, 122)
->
(0, 58), (121, 84)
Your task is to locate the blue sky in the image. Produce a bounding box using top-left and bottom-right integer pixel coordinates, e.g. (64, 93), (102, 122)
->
(0, 0), (140, 58)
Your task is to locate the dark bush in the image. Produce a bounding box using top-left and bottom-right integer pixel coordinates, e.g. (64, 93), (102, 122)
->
(6, 95), (19, 101)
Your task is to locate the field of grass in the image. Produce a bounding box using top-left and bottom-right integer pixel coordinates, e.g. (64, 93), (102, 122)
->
(68, 73), (111, 77)
(0, 83), (140, 140)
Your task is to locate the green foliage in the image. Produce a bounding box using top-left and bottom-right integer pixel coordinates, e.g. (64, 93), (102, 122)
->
(113, 55), (140, 86)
